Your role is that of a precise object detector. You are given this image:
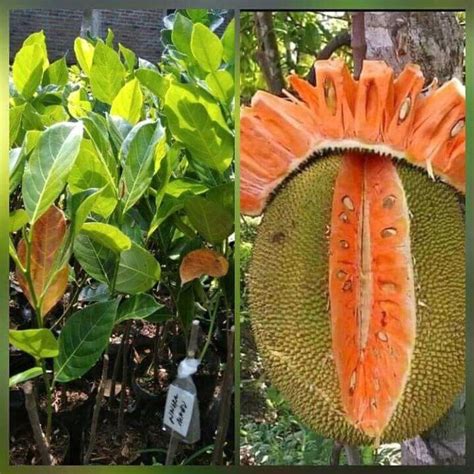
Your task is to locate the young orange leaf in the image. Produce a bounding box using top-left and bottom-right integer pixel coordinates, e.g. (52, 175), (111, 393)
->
(17, 205), (69, 317)
(179, 248), (228, 285)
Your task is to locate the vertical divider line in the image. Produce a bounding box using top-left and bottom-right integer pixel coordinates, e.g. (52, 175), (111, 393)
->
(233, 7), (241, 467)
(1, 7), (9, 472)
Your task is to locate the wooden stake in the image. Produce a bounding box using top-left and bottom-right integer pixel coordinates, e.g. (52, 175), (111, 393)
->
(165, 320), (201, 465)
(211, 325), (235, 465)
(117, 321), (132, 436)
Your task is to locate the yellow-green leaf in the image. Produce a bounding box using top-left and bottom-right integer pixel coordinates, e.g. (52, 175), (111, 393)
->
(110, 78), (143, 125)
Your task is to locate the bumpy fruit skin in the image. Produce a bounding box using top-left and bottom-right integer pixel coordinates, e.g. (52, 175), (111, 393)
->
(249, 153), (464, 445)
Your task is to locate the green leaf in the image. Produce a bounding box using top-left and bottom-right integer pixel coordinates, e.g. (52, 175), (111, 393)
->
(107, 115), (133, 151)
(67, 88), (92, 119)
(12, 44), (44, 99)
(206, 70), (234, 103)
(148, 195), (184, 238)
(81, 222), (132, 253)
(68, 139), (118, 218)
(90, 42), (126, 104)
(74, 37), (95, 76)
(43, 56), (68, 86)
(9, 148), (25, 195)
(184, 196), (233, 243)
(166, 178), (208, 197)
(9, 329), (59, 359)
(68, 188), (103, 235)
(9, 209), (29, 233)
(74, 238), (160, 294)
(115, 242), (161, 294)
(221, 19), (235, 64)
(186, 9), (208, 23)
(23, 30), (49, 69)
(23, 121), (84, 223)
(10, 104), (25, 147)
(110, 78), (143, 125)
(191, 23), (223, 72)
(9, 367), (43, 388)
(207, 182), (234, 216)
(120, 120), (166, 213)
(54, 300), (119, 383)
(73, 233), (115, 285)
(172, 13), (193, 56)
(164, 83), (232, 172)
(116, 294), (163, 324)
(119, 43), (137, 72)
(105, 28), (115, 47)
(39, 105), (69, 127)
(22, 103), (45, 131)
(135, 68), (171, 101)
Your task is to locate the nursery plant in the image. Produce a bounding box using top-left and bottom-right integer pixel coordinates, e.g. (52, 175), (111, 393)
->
(9, 8), (235, 466)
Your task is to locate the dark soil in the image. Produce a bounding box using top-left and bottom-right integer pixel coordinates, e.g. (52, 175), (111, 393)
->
(10, 420), (69, 465)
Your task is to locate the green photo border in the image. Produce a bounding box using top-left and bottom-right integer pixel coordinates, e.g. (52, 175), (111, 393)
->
(1, 0), (472, 472)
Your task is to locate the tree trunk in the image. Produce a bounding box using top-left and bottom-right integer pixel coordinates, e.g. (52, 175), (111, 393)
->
(364, 11), (463, 83)
(80, 9), (102, 38)
(364, 11), (464, 465)
(254, 12), (285, 95)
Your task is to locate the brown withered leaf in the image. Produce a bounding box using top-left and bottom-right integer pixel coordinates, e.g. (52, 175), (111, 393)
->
(17, 206), (69, 317)
(179, 248), (229, 285)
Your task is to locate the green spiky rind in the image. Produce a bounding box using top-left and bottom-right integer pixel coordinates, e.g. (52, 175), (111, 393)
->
(248, 153), (465, 445)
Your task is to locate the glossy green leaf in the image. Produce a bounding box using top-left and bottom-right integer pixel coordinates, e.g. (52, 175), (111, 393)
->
(10, 104), (25, 147)
(9, 148), (24, 195)
(119, 43), (137, 72)
(148, 195), (184, 238)
(9, 367), (43, 388)
(12, 44), (44, 99)
(23, 30), (49, 69)
(39, 105), (69, 127)
(191, 23), (223, 72)
(90, 42), (126, 104)
(115, 242), (161, 294)
(54, 300), (119, 383)
(221, 19), (235, 64)
(9, 329), (59, 359)
(73, 233), (115, 285)
(120, 120), (166, 213)
(116, 294), (163, 324)
(23, 121), (84, 223)
(206, 70), (233, 103)
(68, 188), (103, 235)
(172, 13), (193, 56)
(110, 78), (143, 125)
(166, 178), (208, 197)
(67, 88), (92, 119)
(9, 209), (29, 233)
(184, 196), (233, 244)
(164, 83), (232, 172)
(105, 28), (115, 47)
(186, 9), (208, 23)
(22, 103), (45, 131)
(135, 68), (171, 101)
(107, 115), (133, 151)
(43, 56), (68, 86)
(207, 182), (234, 216)
(74, 37), (95, 76)
(81, 222), (132, 253)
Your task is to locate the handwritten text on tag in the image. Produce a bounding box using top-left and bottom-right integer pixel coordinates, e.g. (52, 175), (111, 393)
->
(163, 383), (196, 437)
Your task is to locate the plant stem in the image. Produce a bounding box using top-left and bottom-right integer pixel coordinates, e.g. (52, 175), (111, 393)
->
(24, 381), (52, 465)
(41, 360), (54, 442)
(199, 292), (221, 361)
(84, 353), (109, 464)
(117, 321), (132, 436)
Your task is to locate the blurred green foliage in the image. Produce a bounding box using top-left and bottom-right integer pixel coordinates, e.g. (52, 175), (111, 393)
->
(240, 11), (351, 103)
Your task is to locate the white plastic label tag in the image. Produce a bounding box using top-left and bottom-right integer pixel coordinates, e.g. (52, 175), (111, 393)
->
(163, 383), (196, 437)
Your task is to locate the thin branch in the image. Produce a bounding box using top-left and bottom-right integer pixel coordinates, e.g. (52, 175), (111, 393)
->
(344, 445), (361, 465)
(317, 31), (351, 60)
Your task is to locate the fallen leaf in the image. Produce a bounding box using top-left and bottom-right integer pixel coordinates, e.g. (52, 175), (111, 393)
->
(17, 205), (69, 317)
(179, 248), (229, 285)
